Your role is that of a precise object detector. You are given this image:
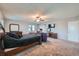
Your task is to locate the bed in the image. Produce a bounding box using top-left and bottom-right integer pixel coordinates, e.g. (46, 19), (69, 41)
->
(4, 33), (42, 49)
(0, 23), (42, 55)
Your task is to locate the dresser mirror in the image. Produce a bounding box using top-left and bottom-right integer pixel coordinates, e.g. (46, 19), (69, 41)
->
(9, 24), (19, 32)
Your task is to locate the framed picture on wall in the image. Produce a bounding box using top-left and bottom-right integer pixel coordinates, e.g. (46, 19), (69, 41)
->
(48, 24), (55, 28)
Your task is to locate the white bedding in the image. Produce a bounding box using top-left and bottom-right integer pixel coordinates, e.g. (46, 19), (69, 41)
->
(5, 47), (18, 52)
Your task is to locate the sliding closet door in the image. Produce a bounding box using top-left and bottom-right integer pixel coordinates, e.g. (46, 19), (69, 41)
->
(68, 21), (79, 42)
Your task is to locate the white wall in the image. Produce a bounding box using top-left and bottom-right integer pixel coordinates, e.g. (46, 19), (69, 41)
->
(55, 21), (68, 40)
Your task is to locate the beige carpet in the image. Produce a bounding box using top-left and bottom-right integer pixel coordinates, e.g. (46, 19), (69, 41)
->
(16, 38), (79, 56)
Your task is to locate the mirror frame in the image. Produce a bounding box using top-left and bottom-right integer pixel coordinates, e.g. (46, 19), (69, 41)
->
(9, 24), (19, 32)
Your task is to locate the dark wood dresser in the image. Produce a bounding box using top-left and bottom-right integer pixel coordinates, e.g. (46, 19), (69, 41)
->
(48, 32), (58, 39)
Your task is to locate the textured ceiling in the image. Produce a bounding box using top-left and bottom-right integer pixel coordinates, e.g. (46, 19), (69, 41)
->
(0, 3), (79, 22)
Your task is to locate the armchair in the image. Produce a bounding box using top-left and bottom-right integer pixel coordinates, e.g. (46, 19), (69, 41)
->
(41, 33), (47, 42)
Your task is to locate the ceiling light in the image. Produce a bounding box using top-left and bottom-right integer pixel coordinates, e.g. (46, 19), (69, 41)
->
(36, 19), (40, 22)
(31, 14), (47, 22)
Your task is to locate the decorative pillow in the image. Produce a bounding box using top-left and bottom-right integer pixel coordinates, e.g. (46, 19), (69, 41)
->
(7, 32), (20, 39)
(4, 35), (18, 40)
(4, 35), (19, 48)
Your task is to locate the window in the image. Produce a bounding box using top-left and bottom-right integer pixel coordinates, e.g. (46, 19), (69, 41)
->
(28, 25), (31, 32)
(32, 25), (35, 31)
(28, 25), (35, 32)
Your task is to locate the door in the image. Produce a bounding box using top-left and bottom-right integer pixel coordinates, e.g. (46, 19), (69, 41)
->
(68, 21), (79, 42)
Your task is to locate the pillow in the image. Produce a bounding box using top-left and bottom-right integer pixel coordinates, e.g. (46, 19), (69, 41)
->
(7, 32), (20, 39)
(4, 35), (19, 40)
(4, 35), (19, 48)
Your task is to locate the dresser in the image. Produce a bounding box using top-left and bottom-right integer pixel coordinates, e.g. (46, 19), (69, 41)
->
(49, 32), (58, 39)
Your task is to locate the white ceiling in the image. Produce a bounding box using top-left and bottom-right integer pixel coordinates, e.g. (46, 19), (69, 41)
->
(0, 3), (79, 22)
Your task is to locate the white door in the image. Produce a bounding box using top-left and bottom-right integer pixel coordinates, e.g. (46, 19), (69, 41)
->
(68, 21), (79, 42)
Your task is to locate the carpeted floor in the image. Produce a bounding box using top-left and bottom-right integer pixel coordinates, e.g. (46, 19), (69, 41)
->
(16, 38), (79, 56)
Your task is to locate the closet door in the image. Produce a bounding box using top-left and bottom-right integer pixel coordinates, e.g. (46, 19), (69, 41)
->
(68, 21), (79, 42)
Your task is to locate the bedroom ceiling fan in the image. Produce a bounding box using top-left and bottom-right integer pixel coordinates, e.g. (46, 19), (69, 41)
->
(30, 14), (48, 22)
(34, 15), (45, 22)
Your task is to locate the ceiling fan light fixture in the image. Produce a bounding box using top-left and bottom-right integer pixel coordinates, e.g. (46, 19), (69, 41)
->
(36, 19), (40, 22)
(31, 14), (47, 22)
